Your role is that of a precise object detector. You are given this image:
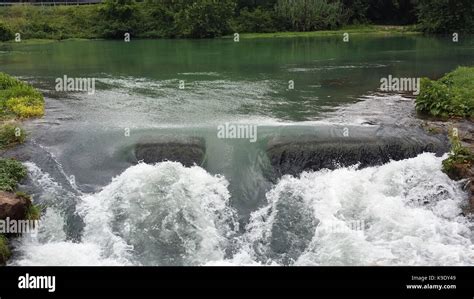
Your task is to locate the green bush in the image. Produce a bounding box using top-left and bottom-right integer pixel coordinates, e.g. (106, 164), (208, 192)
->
(0, 124), (26, 150)
(0, 22), (14, 42)
(0, 158), (27, 192)
(416, 67), (474, 118)
(0, 73), (21, 90)
(442, 136), (474, 178)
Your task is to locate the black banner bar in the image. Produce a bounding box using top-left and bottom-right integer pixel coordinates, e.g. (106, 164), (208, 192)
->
(0, 267), (472, 298)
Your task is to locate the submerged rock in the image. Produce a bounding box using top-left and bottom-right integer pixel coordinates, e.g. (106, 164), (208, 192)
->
(134, 136), (206, 167)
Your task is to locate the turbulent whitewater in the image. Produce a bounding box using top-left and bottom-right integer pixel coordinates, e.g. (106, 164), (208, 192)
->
(10, 154), (474, 266)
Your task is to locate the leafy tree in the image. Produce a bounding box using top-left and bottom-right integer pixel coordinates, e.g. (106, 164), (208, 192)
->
(97, 0), (141, 38)
(232, 7), (277, 33)
(341, 0), (369, 24)
(417, 0), (474, 33)
(175, 0), (237, 38)
(275, 0), (345, 31)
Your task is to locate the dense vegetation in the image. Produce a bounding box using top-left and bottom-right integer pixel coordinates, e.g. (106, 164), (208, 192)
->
(0, 0), (471, 40)
(0, 158), (27, 192)
(416, 67), (474, 118)
(0, 73), (43, 150)
(417, 0), (474, 34)
(0, 73), (44, 120)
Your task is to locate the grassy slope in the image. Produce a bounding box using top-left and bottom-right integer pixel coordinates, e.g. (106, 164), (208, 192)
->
(224, 25), (420, 39)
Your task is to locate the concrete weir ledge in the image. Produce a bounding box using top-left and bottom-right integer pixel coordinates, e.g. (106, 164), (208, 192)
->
(265, 125), (449, 177)
(131, 125), (450, 176)
(133, 136), (206, 167)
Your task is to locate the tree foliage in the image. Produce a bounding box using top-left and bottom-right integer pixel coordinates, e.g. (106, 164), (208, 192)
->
(97, 0), (142, 38)
(0, 22), (14, 42)
(275, 0), (345, 31)
(175, 0), (236, 38)
(0, 0), (472, 39)
(417, 0), (474, 33)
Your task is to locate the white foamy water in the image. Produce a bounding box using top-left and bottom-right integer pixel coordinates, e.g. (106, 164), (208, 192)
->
(10, 154), (474, 266)
(11, 162), (238, 266)
(227, 153), (473, 266)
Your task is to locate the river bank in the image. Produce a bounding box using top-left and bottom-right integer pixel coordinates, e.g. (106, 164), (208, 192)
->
(0, 25), (420, 46)
(415, 66), (474, 215)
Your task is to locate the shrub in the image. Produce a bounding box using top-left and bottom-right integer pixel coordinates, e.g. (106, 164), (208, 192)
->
(442, 136), (474, 179)
(0, 124), (26, 150)
(0, 158), (27, 192)
(0, 22), (14, 42)
(6, 96), (44, 118)
(0, 73), (21, 90)
(416, 67), (474, 118)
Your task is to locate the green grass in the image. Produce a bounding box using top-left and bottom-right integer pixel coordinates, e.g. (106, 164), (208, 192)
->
(15, 191), (41, 221)
(416, 67), (474, 118)
(0, 234), (10, 265)
(0, 158), (27, 192)
(0, 123), (26, 150)
(224, 25), (420, 39)
(26, 204), (41, 221)
(0, 73), (44, 120)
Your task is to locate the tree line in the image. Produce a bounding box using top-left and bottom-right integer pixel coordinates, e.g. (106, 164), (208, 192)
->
(0, 0), (473, 41)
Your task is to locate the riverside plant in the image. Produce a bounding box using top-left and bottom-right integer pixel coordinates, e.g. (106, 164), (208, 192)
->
(0, 73), (44, 120)
(0, 72), (43, 150)
(442, 135), (474, 180)
(416, 67), (474, 118)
